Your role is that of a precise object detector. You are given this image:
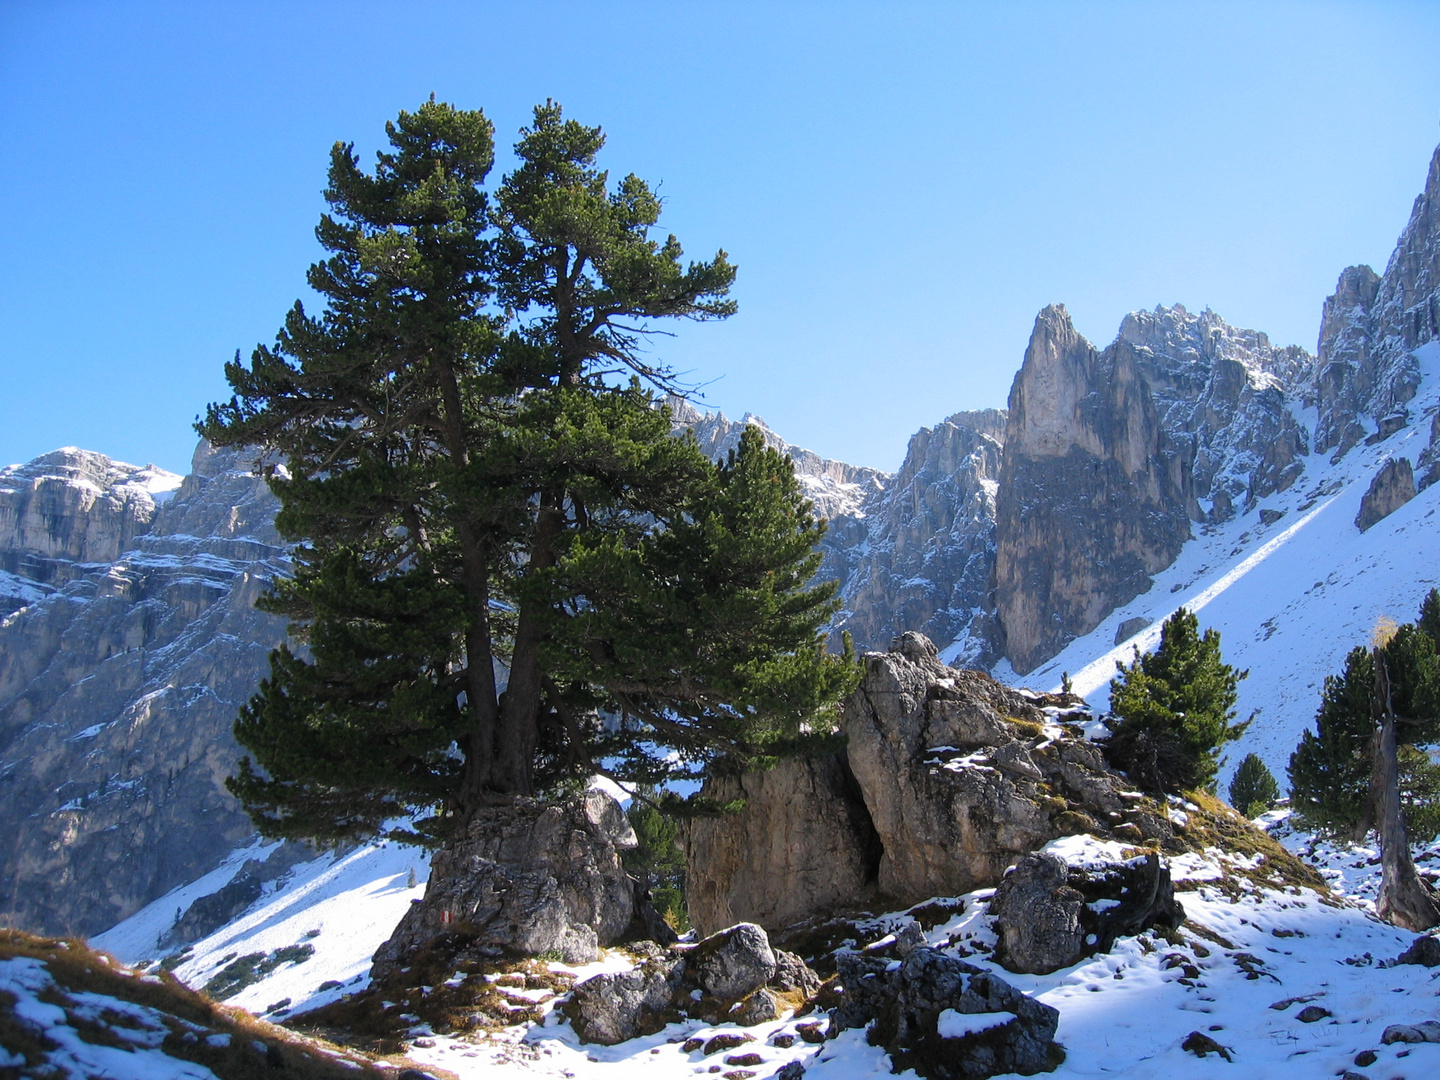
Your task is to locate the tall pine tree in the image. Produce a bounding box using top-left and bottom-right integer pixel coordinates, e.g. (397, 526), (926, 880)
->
(202, 100), (856, 844)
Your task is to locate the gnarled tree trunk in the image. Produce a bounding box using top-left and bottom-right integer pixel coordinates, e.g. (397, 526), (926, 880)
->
(1372, 648), (1440, 930)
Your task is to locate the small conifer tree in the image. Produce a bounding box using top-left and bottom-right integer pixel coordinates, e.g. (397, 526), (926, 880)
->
(1228, 753), (1279, 818)
(623, 789), (688, 930)
(1105, 607), (1249, 794)
(1289, 600), (1440, 843)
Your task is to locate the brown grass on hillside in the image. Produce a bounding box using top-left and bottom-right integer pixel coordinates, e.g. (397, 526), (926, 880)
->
(0, 929), (455, 1080)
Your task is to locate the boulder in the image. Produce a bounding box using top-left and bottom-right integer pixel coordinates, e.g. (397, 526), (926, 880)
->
(688, 922), (777, 1001)
(841, 635), (1152, 906)
(565, 958), (684, 1045)
(830, 947), (1060, 1079)
(988, 850), (1184, 975)
(1396, 929), (1440, 967)
(1355, 457), (1416, 532)
(564, 922), (821, 1045)
(371, 790), (639, 977)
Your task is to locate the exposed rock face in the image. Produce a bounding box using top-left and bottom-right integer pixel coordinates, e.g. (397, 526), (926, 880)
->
(666, 397), (885, 524)
(686, 634), (1174, 926)
(836, 411), (1006, 669)
(988, 850), (1183, 975)
(993, 306), (1193, 674)
(0, 450), (178, 616)
(1321, 146), (1440, 462)
(1355, 457), (1417, 532)
(372, 790), (640, 975)
(829, 947), (1061, 1080)
(0, 441), (288, 937)
(684, 750), (882, 937)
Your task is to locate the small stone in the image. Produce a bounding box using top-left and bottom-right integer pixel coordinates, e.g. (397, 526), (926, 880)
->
(770, 1034), (795, 1048)
(1181, 1031), (1233, 1061)
(1354, 1049), (1378, 1066)
(723, 1054), (764, 1067)
(775, 1064), (805, 1080)
(796, 1022), (826, 1044)
(702, 1033), (754, 1056)
(1295, 1005), (1331, 1023)
(723, 1072), (755, 1080)
(683, 1038), (705, 1053)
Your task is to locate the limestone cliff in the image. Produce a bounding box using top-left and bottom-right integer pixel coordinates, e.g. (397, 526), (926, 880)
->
(0, 441), (288, 937)
(835, 410), (1006, 667)
(1318, 145), (1440, 463)
(993, 306), (1194, 674)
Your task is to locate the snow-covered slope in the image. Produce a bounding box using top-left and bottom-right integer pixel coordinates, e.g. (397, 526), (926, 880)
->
(88, 807), (1440, 1080)
(1004, 339), (1440, 789)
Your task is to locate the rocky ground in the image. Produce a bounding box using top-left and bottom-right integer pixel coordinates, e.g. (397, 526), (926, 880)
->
(53, 805), (1440, 1080)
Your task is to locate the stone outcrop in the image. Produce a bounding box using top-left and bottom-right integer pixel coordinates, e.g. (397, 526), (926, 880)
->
(836, 410), (1006, 669)
(160, 841), (314, 948)
(829, 947), (1061, 1080)
(1355, 457), (1416, 532)
(686, 633), (1176, 929)
(372, 790), (642, 976)
(684, 751), (882, 937)
(0, 441), (289, 937)
(988, 850), (1183, 975)
(564, 921), (820, 1045)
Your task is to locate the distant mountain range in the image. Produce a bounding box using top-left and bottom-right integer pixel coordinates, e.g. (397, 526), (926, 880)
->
(3, 142), (1439, 940)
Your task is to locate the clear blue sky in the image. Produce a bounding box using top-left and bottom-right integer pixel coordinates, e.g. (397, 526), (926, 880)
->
(3, 1), (1439, 475)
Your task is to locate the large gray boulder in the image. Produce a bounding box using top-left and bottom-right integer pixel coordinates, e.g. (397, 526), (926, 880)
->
(841, 634), (1156, 906)
(1355, 457), (1416, 532)
(371, 790), (639, 977)
(564, 921), (821, 1045)
(988, 850), (1184, 975)
(830, 947), (1060, 1079)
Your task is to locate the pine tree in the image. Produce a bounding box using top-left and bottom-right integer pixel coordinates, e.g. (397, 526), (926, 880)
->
(1288, 646), (1375, 840)
(1288, 615), (1440, 843)
(203, 100), (857, 845)
(623, 789), (688, 930)
(1228, 753), (1279, 818)
(1105, 607), (1249, 794)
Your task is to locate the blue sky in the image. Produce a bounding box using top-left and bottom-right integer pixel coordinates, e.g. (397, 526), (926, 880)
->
(3, 2), (1439, 475)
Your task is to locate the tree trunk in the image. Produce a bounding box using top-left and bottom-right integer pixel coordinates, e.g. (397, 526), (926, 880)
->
(1371, 647), (1440, 930)
(493, 490), (566, 796)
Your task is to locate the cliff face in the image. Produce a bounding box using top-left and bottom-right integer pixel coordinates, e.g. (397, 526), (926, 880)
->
(0, 450), (178, 615)
(992, 306), (1195, 674)
(0, 442), (288, 937)
(835, 410), (1006, 668)
(1317, 146), (1440, 463)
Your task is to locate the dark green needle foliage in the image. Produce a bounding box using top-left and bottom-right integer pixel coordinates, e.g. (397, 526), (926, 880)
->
(623, 788), (689, 931)
(1288, 598), (1440, 842)
(1104, 607), (1249, 795)
(1227, 753), (1279, 819)
(203, 100), (856, 845)
(1287, 646), (1378, 839)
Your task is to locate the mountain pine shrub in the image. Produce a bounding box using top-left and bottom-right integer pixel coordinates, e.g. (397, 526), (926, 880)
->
(1104, 607), (1249, 794)
(1228, 753), (1279, 818)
